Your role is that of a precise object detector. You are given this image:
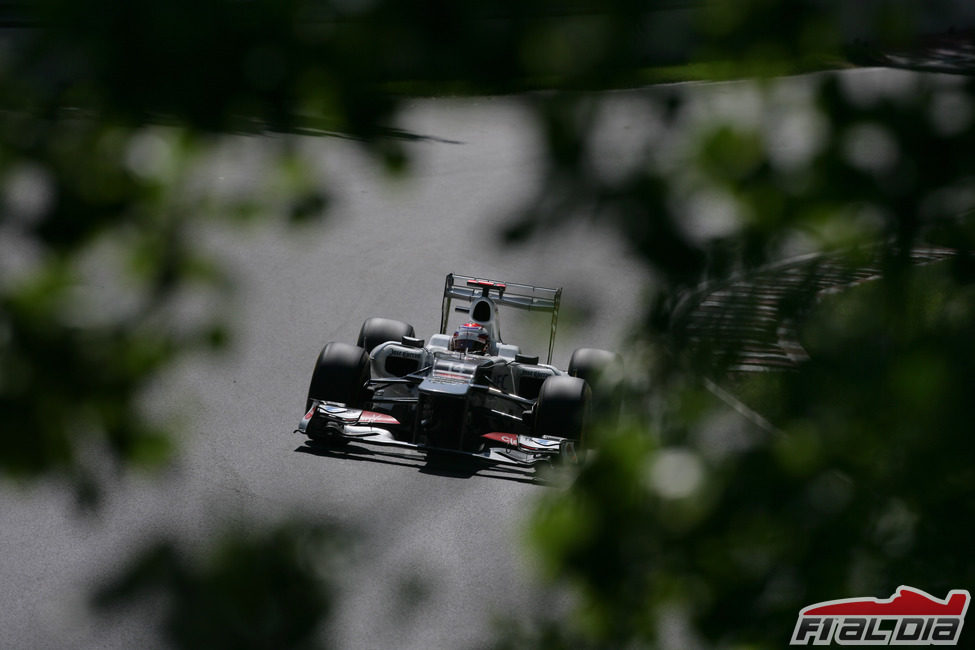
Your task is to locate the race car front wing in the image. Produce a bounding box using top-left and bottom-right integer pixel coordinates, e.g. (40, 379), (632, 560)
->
(296, 400), (577, 467)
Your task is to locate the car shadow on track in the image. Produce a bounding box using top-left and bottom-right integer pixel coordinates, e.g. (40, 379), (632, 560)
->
(294, 439), (550, 486)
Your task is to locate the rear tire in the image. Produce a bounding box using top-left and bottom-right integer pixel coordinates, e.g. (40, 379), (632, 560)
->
(569, 347), (622, 423)
(534, 375), (591, 445)
(306, 342), (370, 412)
(568, 348), (620, 386)
(356, 317), (415, 353)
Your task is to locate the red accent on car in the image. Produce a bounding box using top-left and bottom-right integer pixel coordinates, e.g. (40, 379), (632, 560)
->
(467, 279), (506, 289)
(482, 432), (519, 446)
(802, 586), (970, 617)
(357, 411), (400, 425)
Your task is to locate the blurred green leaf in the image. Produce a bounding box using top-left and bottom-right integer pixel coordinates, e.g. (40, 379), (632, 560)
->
(93, 523), (339, 650)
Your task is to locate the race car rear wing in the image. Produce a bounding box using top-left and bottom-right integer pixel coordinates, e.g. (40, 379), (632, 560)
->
(440, 272), (562, 364)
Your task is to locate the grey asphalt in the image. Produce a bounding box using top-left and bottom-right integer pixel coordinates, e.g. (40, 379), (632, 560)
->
(0, 95), (648, 649)
(0, 68), (948, 649)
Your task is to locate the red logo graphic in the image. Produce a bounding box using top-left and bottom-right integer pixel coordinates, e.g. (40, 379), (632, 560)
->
(482, 432), (518, 446)
(791, 586), (970, 645)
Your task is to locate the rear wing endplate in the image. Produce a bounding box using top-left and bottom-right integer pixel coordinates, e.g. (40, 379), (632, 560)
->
(440, 273), (562, 364)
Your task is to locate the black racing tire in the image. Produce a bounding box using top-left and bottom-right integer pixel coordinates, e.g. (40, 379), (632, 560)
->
(356, 317), (415, 354)
(305, 342), (370, 412)
(534, 375), (591, 445)
(568, 347), (621, 387)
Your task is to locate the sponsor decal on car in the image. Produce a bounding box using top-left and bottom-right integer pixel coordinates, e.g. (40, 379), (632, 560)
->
(482, 432), (519, 446)
(482, 432), (565, 453)
(357, 411), (400, 425)
(790, 585), (970, 646)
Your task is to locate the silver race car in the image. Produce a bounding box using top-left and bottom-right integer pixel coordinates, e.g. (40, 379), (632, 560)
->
(296, 273), (617, 469)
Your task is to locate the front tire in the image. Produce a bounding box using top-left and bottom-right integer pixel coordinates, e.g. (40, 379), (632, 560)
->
(534, 375), (591, 445)
(306, 342), (370, 412)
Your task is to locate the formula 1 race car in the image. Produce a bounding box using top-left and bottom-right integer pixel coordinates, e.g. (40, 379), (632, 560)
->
(296, 273), (618, 469)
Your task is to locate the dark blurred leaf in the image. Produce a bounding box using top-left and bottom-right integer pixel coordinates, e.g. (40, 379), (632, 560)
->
(94, 522), (339, 650)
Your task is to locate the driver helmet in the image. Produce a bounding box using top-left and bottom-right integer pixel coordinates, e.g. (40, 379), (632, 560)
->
(450, 322), (490, 354)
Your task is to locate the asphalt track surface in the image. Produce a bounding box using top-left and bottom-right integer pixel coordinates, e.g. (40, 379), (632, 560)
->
(0, 94), (651, 649)
(0, 68), (951, 648)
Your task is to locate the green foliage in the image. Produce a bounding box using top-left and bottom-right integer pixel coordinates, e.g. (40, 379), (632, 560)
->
(496, 6), (975, 650)
(527, 301), (975, 648)
(93, 523), (340, 649)
(516, 260), (975, 649)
